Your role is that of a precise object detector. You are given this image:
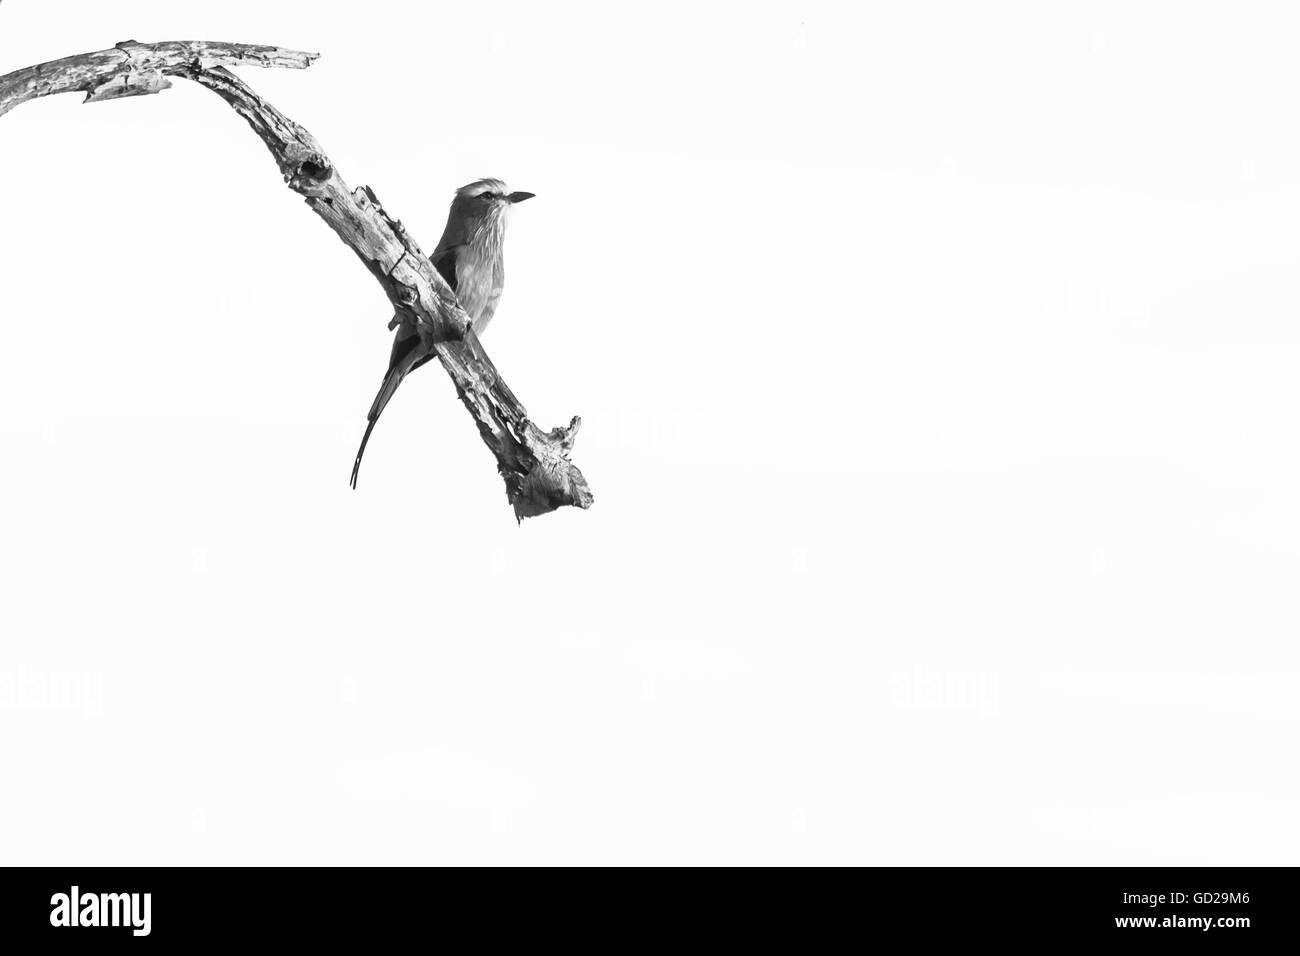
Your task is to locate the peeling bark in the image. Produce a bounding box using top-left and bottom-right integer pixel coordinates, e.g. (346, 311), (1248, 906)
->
(0, 40), (593, 520)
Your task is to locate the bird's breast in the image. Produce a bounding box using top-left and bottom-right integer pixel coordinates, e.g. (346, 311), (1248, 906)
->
(455, 241), (506, 327)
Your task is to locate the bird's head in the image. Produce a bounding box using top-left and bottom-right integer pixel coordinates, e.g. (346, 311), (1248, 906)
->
(452, 178), (535, 223)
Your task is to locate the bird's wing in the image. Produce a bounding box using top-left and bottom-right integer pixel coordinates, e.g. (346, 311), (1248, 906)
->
(384, 323), (424, 380)
(430, 245), (461, 293)
(394, 245), (465, 377)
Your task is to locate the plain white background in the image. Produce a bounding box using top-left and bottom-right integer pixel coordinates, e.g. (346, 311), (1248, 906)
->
(1, 0), (1298, 865)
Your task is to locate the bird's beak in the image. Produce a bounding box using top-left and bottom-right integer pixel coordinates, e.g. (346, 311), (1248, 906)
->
(506, 191), (536, 204)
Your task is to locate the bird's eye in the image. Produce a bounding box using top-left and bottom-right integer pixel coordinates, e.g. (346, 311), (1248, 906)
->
(481, 192), (496, 201)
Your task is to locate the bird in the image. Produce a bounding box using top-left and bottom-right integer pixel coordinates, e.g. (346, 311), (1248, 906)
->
(349, 178), (534, 488)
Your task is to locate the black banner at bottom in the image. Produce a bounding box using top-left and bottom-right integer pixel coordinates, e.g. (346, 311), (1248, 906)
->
(0, 866), (1292, 945)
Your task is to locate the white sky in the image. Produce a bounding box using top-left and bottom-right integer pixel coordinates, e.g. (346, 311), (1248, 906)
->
(1, 1), (1299, 864)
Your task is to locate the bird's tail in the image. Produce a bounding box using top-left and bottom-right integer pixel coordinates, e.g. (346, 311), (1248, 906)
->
(349, 419), (379, 490)
(350, 367), (405, 489)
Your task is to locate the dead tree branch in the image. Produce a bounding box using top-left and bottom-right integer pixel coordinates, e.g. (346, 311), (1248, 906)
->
(0, 40), (593, 519)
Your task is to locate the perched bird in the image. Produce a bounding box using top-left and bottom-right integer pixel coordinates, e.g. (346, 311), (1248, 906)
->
(350, 178), (534, 488)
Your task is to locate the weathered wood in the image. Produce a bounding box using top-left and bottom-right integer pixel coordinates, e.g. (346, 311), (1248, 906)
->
(0, 40), (593, 519)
